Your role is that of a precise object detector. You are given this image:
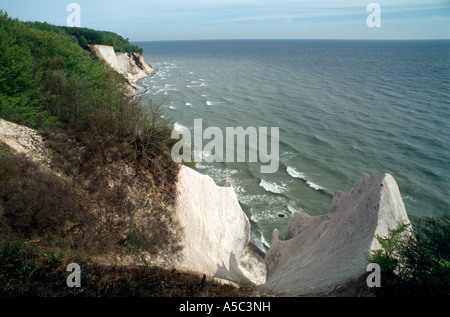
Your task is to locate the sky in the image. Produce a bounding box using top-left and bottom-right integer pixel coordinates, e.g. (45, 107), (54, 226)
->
(1, 0), (449, 41)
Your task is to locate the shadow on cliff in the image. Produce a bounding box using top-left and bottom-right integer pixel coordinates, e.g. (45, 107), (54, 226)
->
(213, 241), (268, 288)
(214, 252), (255, 286)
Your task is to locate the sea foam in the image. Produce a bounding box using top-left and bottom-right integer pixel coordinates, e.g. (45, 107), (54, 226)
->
(287, 166), (324, 191)
(259, 179), (286, 194)
(286, 166), (306, 180)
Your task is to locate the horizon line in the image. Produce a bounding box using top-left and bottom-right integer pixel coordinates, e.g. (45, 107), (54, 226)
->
(131, 38), (450, 42)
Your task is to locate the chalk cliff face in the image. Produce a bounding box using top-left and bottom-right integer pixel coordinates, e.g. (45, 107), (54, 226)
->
(170, 166), (267, 286)
(262, 173), (411, 296)
(91, 44), (153, 93)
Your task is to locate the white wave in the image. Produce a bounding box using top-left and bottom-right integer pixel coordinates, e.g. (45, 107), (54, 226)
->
(286, 166), (324, 191)
(169, 105), (176, 110)
(206, 101), (214, 106)
(404, 195), (416, 202)
(259, 179), (286, 194)
(287, 204), (303, 215)
(194, 163), (207, 169)
(251, 231), (270, 252)
(185, 102), (192, 107)
(200, 82), (208, 86)
(173, 122), (188, 133)
(250, 208), (285, 222)
(259, 233), (271, 249)
(306, 180), (324, 191)
(193, 148), (211, 162)
(286, 166), (306, 180)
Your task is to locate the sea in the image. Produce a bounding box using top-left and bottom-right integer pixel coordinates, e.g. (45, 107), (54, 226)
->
(134, 39), (450, 250)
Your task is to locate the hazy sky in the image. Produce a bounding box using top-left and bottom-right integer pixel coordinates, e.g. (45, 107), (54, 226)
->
(2, 0), (449, 41)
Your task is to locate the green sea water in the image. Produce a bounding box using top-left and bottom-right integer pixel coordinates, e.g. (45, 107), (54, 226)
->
(136, 40), (450, 250)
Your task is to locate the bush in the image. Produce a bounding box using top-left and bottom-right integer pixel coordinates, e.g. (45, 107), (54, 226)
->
(366, 222), (410, 274)
(367, 216), (450, 296)
(397, 215), (450, 295)
(0, 153), (89, 239)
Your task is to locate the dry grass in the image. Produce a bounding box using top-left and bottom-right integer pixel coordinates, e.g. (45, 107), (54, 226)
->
(0, 239), (262, 297)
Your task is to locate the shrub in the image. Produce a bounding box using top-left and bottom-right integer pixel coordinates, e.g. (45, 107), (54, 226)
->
(397, 215), (450, 295)
(367, 216), (450, 296)
(0, 153), (86, 239)
(366, 222), (410, 274)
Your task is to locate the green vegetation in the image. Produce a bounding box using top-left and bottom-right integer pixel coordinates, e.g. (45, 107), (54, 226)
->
(0, 12), (237, 297)
(366, 222), (411, 274)
(0, 11), (261, 298)
(1, 10), (131, 128)
(367, 216), (450, 296)
(0, 9), (180, 247)
(25, 21), (144, 54)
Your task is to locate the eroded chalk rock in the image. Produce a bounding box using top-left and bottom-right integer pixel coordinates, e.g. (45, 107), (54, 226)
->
(90, 44), (153, 94)
(0, 118), (48, 163)
(262, 173), (410, 296)
(171, 166), (266, 285)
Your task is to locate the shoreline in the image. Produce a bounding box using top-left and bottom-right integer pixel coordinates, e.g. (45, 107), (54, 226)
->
(129, 67), (159, 97)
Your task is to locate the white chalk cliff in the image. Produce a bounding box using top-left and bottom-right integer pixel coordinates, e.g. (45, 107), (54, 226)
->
(171, 166), (267, 286)
(262, 173), (411, 296)
(91, 44), (153, 94)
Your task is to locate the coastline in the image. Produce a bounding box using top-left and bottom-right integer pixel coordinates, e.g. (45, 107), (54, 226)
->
(129, 67), (159, 97)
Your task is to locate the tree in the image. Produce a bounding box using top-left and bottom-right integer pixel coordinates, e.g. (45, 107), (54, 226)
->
(78, 35), (88, 50)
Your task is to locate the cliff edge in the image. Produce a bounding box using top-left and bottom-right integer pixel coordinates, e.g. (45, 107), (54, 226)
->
(170, 166), (267, 286)
(91, 44), (153, 95)
(262, 173), (411, 296)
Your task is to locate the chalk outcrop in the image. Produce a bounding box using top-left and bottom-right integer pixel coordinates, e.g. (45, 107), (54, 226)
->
(262, 173), (410, 296)
(171, 166), (267, 286)
(91, 44), (153, 94)
(0, 118), (48, 164)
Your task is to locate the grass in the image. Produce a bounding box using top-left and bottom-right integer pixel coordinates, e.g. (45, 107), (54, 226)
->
(0, 239), (263, 297)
